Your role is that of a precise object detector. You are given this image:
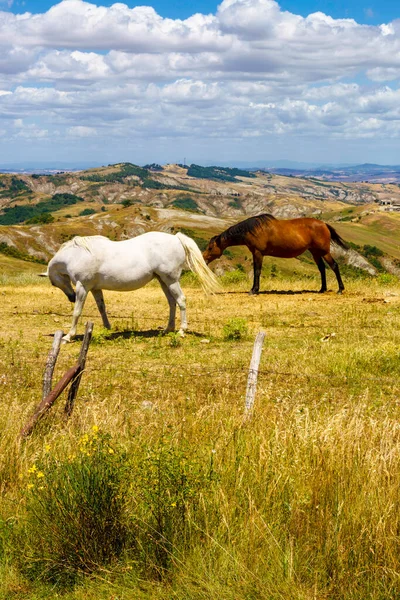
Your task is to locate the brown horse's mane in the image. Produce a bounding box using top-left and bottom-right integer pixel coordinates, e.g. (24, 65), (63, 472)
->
(220, 213), (276, 244)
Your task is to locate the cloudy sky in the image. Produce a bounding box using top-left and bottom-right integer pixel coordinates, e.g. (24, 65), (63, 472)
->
(1, 0), (400, 167)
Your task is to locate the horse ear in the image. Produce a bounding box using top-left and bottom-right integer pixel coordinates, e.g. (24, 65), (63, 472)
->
(211, 235), (221, 247)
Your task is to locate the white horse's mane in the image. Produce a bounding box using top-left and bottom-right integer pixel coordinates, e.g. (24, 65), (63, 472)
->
(60, 235), (106, 254)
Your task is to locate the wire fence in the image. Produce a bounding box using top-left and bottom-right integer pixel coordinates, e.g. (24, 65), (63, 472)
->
(4, 308), (400, 390)
(5, 345), (400, 386)
(87, 362), (400, 385)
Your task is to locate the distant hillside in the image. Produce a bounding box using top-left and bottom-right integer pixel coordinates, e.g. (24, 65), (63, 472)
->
(265, 163), (400, 183)
(1, 161), (400, 280)
(0, 161), (392, 228)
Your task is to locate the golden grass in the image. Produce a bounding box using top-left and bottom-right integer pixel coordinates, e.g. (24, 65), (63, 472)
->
(1, 271), (400, 598)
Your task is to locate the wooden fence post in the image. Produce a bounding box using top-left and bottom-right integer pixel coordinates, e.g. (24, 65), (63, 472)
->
(20, 321), (93, 438)
(65, 321), (94, 417)
(20, 365), (81, 438)
(42, 330), (63, 400)
(244, 330), (266, 417)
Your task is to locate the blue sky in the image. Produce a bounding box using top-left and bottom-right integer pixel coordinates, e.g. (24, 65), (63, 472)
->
(1, 0), (400, 166)
(10, 0), (400, 24)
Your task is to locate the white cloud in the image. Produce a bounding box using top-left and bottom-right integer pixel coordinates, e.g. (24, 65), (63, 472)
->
(67, 125), (97, 137)
(14, 122), (49, 138)
(1, 0), (400, 162)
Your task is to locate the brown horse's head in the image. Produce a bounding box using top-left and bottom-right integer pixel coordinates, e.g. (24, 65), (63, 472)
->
(203, 235), (223, 264)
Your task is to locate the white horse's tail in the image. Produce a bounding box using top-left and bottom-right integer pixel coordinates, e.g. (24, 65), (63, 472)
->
(175, 232), (222, 294)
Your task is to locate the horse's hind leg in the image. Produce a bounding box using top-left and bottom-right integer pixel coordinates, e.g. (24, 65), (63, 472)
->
(63, 281), (88, 342)
(91, 290), (111, 330)
(323, 252), (345, 294)
(158, 276), (187, 334)
(311, 252), (327, 293)
(169, 282), (187, 334)
(157, 278), (177, 332)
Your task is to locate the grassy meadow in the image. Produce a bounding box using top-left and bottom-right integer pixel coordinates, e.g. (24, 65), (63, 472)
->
(1, 260), (400, 599)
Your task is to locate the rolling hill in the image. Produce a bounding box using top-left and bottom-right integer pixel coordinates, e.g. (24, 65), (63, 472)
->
(0, 162), (400, 280)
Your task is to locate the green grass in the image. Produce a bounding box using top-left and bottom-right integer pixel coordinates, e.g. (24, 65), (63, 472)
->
(1, 272), (400, 599)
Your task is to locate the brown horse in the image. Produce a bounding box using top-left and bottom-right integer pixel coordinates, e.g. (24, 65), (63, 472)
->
(203, 214), (348, 294)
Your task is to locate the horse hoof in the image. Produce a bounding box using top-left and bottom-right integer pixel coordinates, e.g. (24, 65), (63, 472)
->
(163, 327), (175, 334)
(248, 290), (259, 296)
(319, 289), (327, 294)
(337, 290), (343, 295)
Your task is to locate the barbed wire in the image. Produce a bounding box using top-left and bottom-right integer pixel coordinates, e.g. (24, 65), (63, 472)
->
(90, 362), (400, 385)
(4, 355), (399, 386)
(3, 352), (400, 385)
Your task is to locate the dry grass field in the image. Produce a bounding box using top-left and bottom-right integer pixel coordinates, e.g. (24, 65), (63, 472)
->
(1, 266), (400, 599)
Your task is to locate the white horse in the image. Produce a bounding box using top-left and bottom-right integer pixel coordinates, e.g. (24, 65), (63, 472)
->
(42, 231), (220, 342)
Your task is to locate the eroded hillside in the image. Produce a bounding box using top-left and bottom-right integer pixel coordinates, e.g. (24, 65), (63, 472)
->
(0, 162), (400, 277)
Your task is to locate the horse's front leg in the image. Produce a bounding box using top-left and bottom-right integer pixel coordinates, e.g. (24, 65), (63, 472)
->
(250, 250), (263, 295)
(91, 289), (111, 329)
(63, 281), (88, 342)
(311, 253), (327, 293)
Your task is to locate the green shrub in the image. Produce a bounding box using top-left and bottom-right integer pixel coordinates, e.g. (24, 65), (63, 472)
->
(0, 192), (84, 225)
(186, 164), (255, 182)
(79, 208), (96, 216)
(81, 163), (148, 183)
(132, 437), (209, 577)
(223, 317), (249, 341)
(172, 195), (200, 212)
(377, 273), (398, 285)
(221, 269), (248, 285)
(363, 244), (384, 258)
(9, 177), (30, 195)
(228, 197), (242, 210)
(19, 429), (129, 587)
(180, 270), (201, 287)
(178, 228), (207, 251)
(0, 242), (46, 264)
(167, 332), (182, 347)
(26, 212), (54, 225)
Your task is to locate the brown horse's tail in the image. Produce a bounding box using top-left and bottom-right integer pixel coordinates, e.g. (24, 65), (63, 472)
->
(326, 224), (348, 250)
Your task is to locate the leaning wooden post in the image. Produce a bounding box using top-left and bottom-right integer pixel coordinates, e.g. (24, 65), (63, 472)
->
(244, 330), (266, 417)
(42, 330), (63, 400)
(64, 321), (94, 417)
(20, 364), (81, 438)
(20, 321), (94, 438)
